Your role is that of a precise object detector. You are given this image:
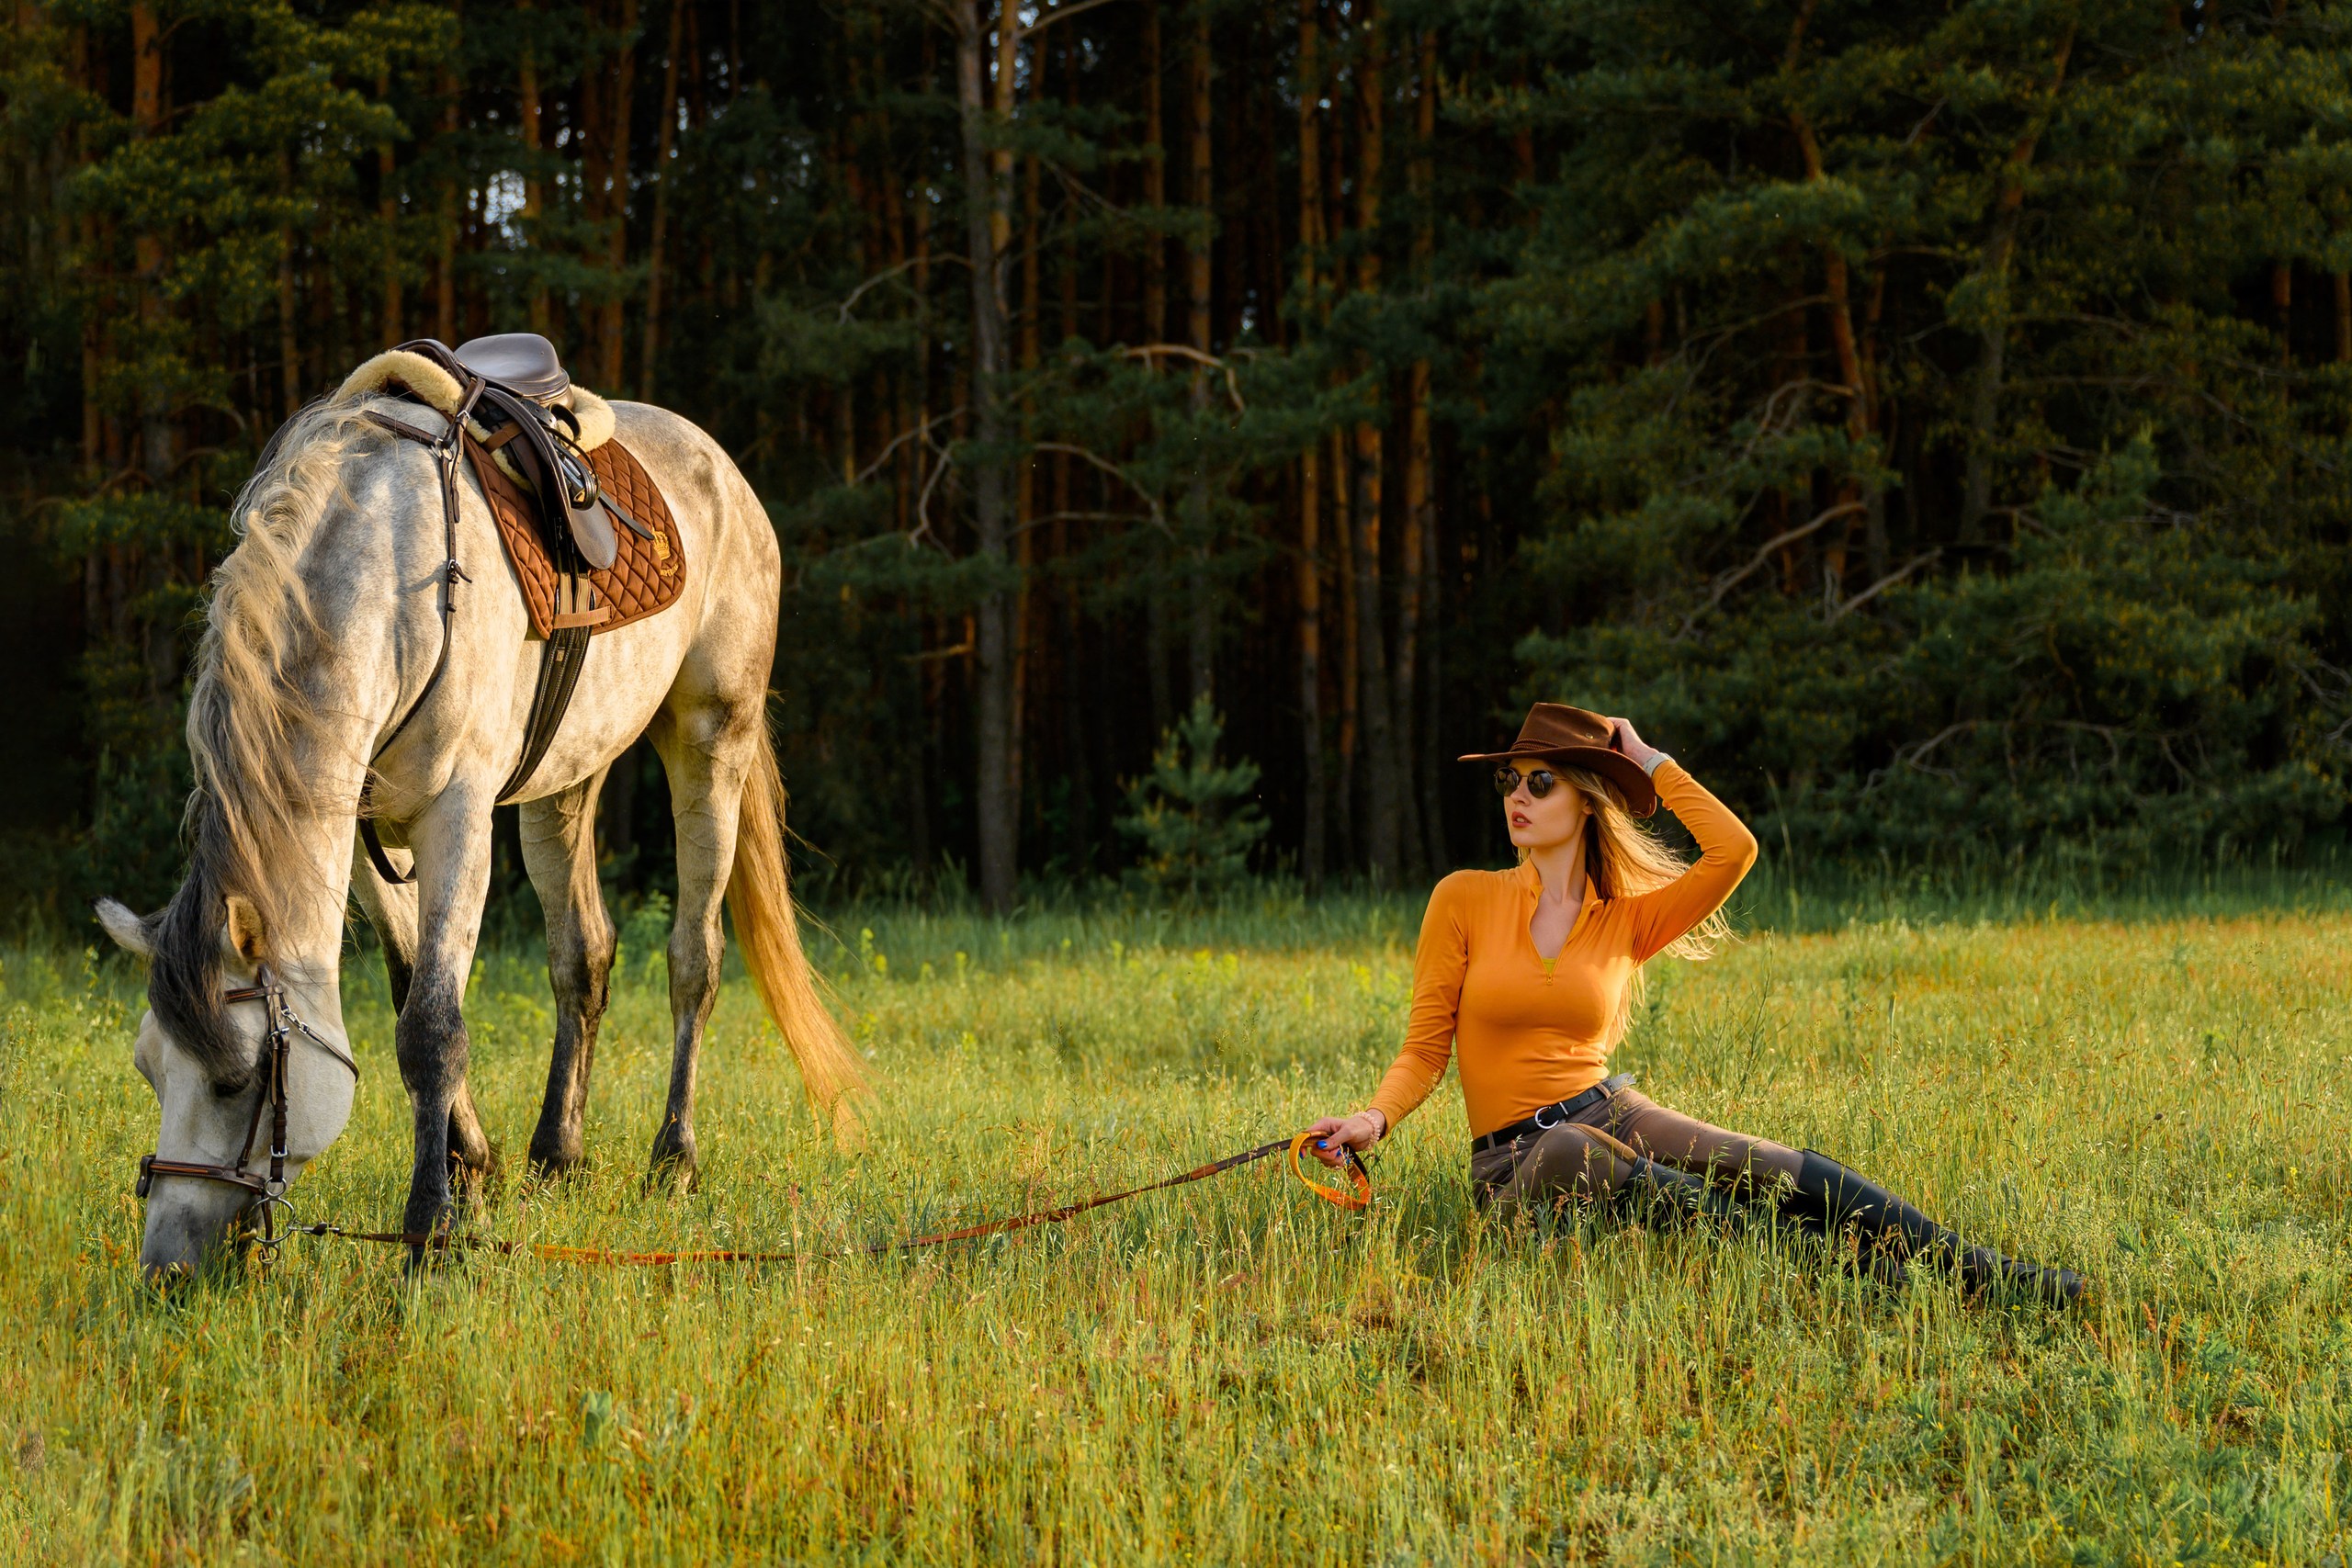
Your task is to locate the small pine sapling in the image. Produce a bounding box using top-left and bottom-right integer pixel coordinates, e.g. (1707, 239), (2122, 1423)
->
(1117, 698), (1271, 902)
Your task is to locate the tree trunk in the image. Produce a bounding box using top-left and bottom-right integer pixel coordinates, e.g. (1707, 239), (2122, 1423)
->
(519, 6), (549, 335)
(435, 12), (461, 344)
(1396, 29), (1437, 874)
(1418, 507), (1446, 870)
(130, 3), (170, 483)
(1056, 41), (1092, 878)
(1351, 423), (1398, 883)
(602, 0), (639, 390)
(1331, 423), (1357, 865)
(2274, 261), (2293, 368)
(378, 67), (401, 345)
(1295, 0), (1328, 892)
(835, 52), (866, 489)
(639, 0), (682, 399)
(1012, 39), (1045, 836)
(1185, 0), (1216, 708)
(956, 0), (1018, 913)
(277, 152), (301, 419)
(1142, 2), (1166, 344)
(1791, 105), (1871, 590)
(909, 34), (938, 886)
(1961, 27), (2074, 543)
(1351, 2), (1399, 883)
(70, 22), (99, 475)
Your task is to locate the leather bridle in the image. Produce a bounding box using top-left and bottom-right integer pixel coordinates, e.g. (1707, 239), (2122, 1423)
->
(134, 967), (360, 1253)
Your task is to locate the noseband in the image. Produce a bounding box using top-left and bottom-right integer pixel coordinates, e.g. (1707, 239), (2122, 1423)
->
(135, 967), (360, 1249)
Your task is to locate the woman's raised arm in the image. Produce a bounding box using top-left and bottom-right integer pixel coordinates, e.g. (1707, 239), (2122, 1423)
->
(1620, 759), (1758, 962)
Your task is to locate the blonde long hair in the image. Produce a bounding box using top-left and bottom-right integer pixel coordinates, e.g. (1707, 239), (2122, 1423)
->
(1519, 762), (1736, 1022)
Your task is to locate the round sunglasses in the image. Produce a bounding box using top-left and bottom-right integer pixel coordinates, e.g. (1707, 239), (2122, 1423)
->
(1493, 765), (1562, 799)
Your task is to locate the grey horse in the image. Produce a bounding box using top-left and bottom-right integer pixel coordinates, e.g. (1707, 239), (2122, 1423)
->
(96, 367), (865, 1280)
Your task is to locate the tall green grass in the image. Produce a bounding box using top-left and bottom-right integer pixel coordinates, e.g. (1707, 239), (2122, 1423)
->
(3, 891), (2348, 1562)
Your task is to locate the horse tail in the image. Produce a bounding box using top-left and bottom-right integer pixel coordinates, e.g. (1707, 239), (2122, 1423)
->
(728, 716), (867, 1145)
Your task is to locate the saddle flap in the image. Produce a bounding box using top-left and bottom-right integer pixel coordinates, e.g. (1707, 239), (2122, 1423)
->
(478, 385), (618, 570)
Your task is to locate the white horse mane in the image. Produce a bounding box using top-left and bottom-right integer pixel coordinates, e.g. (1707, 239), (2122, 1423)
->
(151, 394), (410, 1083)
(190, 399), (391, 910)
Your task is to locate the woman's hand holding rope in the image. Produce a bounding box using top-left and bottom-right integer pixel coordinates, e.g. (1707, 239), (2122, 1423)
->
(1302, 1109), (1385, 1169)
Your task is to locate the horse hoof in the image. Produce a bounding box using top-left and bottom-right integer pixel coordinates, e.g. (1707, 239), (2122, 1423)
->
(400, 1224), (463, 1278)
(450, 1147), (503, 1207)
(645, 1137), (698, 1195)
(526, 1139), (586, 1183)
(401, 1243), (465, 1279)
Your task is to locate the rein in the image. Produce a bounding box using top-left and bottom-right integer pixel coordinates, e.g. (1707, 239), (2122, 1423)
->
(133, 972), (1374, 1269)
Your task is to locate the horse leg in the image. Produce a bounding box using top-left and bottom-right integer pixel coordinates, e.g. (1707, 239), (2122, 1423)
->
(644, 716), (752, 1191)
(394, 788), (498, 1259)
(522, 768), (616, 1178)
(351, 832), (496, 1206)
(348, 834), (418, 1013)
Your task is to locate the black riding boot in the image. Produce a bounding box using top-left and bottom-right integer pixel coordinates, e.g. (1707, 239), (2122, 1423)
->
(1781, 1150), (2085, 1305)
(1613, 1156), (1752, 1232)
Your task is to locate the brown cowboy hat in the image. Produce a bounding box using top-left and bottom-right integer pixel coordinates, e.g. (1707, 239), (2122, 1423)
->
(1458, 701), (1658, 817)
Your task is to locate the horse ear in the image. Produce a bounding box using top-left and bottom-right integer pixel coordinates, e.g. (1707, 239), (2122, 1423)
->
(95, 898), (158, 960)
(223, 895), (268, 964)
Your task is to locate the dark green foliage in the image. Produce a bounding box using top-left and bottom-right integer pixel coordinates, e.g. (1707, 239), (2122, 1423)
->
(1118, 699), (1271, 902)
(2, 0), (2346, 926)
(1496, 0), (2352, 870)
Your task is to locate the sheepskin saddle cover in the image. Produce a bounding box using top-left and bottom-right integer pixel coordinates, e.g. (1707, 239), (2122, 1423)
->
(334, 347), (617, 451)
(331, 348), (687, 640)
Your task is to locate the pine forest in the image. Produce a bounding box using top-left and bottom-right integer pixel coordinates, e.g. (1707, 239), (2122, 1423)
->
(4, 0), (2350, 917)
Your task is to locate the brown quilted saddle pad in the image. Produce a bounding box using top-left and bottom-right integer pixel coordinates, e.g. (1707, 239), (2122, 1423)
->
(465, 432), (687, 637)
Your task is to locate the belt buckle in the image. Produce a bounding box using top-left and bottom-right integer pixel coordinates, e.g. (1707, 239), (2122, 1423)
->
(1532, 1102), (1566, 1131)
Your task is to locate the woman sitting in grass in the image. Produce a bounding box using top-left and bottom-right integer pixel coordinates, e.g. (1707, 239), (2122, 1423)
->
(1305, 702), (2083, 1304)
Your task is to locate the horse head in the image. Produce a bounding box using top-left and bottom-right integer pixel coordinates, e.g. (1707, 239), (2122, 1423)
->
(98, 890), (357, 1282)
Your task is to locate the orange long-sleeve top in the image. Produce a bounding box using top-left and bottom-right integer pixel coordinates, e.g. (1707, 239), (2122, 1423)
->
(1367, 760), (1759, 1140)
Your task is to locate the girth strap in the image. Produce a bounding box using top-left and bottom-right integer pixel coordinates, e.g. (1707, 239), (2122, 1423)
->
(497, 623), (594, 805)
(358, 810), (407, 886)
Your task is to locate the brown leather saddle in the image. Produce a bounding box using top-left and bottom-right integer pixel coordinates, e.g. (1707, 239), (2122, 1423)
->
(434, 333), (613, 568)
(354, 333), (689, 884)
(452, 331), (570, 401)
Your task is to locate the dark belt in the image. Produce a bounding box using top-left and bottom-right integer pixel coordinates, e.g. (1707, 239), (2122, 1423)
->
(1470, 1073), (1636, 1156)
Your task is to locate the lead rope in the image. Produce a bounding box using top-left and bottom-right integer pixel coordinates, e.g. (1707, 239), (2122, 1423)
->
(266, 1133), (1374, 1268)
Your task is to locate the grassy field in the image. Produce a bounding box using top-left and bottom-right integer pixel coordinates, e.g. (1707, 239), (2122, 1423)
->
(4, 886), (2350, 1564)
